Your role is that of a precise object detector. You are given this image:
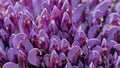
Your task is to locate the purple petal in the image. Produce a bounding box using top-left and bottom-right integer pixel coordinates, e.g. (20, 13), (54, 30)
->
(18, 13), (33, 34)
(51, 5), (61, 20)
(87, 10), (103, 25)
(7, 47), (26, 66)
(59, 53), (66, 61)
(94, 0), (111, 16)
(49, 37), (60, 52)
(88, 38), (100, 49)
(82, 45), (89, 58)
(108, 40), (117, 50)
(115, 56), (120, 68)
(0, 28), (8, 40)
(31, 0), (43, 17)
(2, 62), (20, 68)
(101, 38), (109, 55)
(67, 46), (82, 64)
(60, 39), (70, 53)
(29, 29), (37, 43)
(72, 41), (80, 47)
(28, 48), (42, 67)
(115, 2), (120, 14)
(77, 60), (84, 68)
(19, 39), (33, 54)
(107, 26), (119, 41)
(49, 50), (62, 68)
(0, 47), (7, 61)
(46, 20), (58, 35)
(4, 17), (15, 33)
(38, 29), (49, 50)
(106, 13), (120, 26)
(88, 25), (100, 38)
(114, 44), (120, 53)
(69, 24), (77, 36)
(92, 46), (102, 54)
(88, 50), (102, 65)
(72, 4), (86, 24)
(43, 54), (50, 68)
(72, 66), (79, 68)
(86, 0), (99, 9)
(38, 8), (50, 29)
(70, 0), (81, 10)
(89, 62), (96, 68)
(0, 39), (5, 49)
(9, 34), (15, 47)
(61, 12), (71, 31)
(61, 0), (72, 17)
(65, 63), (72, 68)
(114, 52), (118, 62)
(12, 33), (26, 48)
(74, 29), (87, 46)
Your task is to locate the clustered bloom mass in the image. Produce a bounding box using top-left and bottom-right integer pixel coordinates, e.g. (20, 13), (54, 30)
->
(0, 0), (120, 68)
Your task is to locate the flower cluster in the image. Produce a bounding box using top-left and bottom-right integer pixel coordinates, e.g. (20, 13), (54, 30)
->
(0, 0), (120, 68)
